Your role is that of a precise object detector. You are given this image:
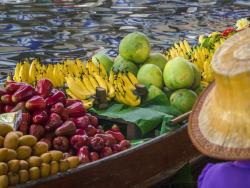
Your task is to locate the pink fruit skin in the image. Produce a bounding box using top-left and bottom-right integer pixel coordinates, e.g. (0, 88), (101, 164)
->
(65, 99), (81, 107)
(18, 123), (29, 134)
(6, 82), (25, 94)
(12, 85), (35, 103)
(40, 138), (52, 149)
(1, 94), (13, 105)
(100, 147), (112, 158)
(55, 120), (76, 136)
(60, 109), (69, 121)
(18, 112), (31, 134)
(50, 102), (64, 114)
(32, 110), (48, 124)
(45, 113), (63, 131)
(90, 152), (99, 161)
(70, 135), (88, 150)
(85, 125), (97, 137)
(53, 136), (69, 152)
(119, 140), (131, 149)
(112, 144), (122, 153)
(45, 91), (66, 107)
(73, 116), (90, 130)
(66, 102), (86, 117)
(89, 115), (98, 128)
(77, 146), (90, 163)
(95, 134), (117, 147)
(36, 79), (53, 98)
(29, 124), (45, 140)
(90, 137), (105, 151)
(10, 102), (26, 112)
(4, 105), (14, 113)
(25, 95), (46, 111)
(105, 130), (125, 142)
(76, 129), (85, 135)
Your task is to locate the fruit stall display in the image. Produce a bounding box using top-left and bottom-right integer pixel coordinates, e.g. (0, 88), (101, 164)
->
(0, 18), (249, 187)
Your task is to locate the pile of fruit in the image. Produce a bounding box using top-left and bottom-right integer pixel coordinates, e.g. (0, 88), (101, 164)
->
(0, 78), (130, 186)
(12, 58), (141, 108)
(0, 126), (80, 187)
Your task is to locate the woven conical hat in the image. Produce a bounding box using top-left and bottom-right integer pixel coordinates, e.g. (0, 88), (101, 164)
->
(188, 28), (250, 160)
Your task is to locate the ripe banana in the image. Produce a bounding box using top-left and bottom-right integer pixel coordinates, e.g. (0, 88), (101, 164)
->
(82, 76), (96, 95)
(127, 72), (138, 85)
(29, 59), (39, 84)
(92, 73), (108, 92)
(19, 61), (30, 83)
(13, 63), (21, 82)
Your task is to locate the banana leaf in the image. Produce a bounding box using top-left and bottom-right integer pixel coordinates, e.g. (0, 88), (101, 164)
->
(90, 95), (182, 136)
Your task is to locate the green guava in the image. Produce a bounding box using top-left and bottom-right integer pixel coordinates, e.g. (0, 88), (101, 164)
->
(119, 32), (150, 64)
(137, 64), (163, 88)
(92, 53), (114, 74)
(112, 55), (138, 75)
(144, 53), (167, 71)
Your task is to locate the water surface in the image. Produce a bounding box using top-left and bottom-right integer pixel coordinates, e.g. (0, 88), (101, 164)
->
(0, 0), (249, 80)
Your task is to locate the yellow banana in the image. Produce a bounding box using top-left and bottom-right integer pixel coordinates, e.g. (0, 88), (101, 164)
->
(66, 77), (92, 100)
(82, 76), (96, 95)
(86, 60), (99, 75)
(92, 73), (108, 91)
(109, 70), (114, 84)
(13, 63), (21, 82)
(76, 58), (86, 75)
(74, 77), (93, 97)
(88, 75), (99, 90)
(66, 89), (78, 99)
(127, 72), (138, 85)
(106, 80), (115, 99)
(82, 98), (94, 109)
(97, 62), (108, 78)
(29, 59), (39, 84)
(124, 95), (141, 107)
(19, 61), (30, 83)
(121, 72), (136, 90)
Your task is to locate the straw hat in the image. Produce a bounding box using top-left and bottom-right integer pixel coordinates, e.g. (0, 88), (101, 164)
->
(188, 28), (250, 160)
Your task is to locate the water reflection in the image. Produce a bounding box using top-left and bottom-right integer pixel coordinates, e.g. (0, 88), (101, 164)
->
(0, 0), (249, 68)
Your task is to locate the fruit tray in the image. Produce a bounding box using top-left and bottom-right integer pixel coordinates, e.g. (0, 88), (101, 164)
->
(17, 119), (199, 188)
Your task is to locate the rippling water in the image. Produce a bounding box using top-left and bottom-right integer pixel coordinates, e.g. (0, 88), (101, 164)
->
(0, 0), (249, 80)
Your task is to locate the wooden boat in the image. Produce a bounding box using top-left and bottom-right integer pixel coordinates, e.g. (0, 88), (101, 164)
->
(19, 115), (200, 188)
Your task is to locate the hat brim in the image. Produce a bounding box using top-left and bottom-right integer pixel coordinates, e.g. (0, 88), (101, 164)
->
(188, 82), (250, 160)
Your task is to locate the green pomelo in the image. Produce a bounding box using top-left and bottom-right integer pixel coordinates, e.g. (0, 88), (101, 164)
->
(112, 55), (138, 75)
(146, 85), (165, 101)
(189, 63), (201, 89)
(92, 53), (114, 74)
(137, 64), (163, 88)
(163, 57), (194, 90)
(170, 89), (197, 113)
(144, 53), (167, 71)
(119, 32), (150, 64)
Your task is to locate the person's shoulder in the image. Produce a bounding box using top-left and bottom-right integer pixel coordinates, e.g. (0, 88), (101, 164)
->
(198, 162), (235, 188)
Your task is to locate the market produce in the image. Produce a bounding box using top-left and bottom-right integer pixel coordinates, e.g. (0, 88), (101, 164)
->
(92, 53), (114, 74)
(170, 89), (197, 113)
(137, 64), (164, 89)
(146, 85), (166, 102)
(113, 72), (141, 107)
(0, 131), (81, 187)
(119, 32), (150, 63)
(113, 55), (139, 75)
(144, 53), (168, 71)
(163, 57), (196, 90)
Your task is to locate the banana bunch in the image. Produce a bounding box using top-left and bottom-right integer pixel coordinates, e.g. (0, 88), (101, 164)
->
(65, 61), (115, 109)
(113, 71), (141, 107)
(165, 35), (226, 87)
(165, 40), (192, 61)
(13, 58), (94, 87)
